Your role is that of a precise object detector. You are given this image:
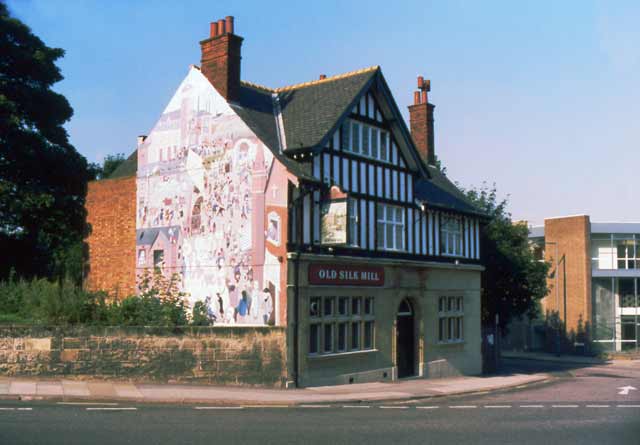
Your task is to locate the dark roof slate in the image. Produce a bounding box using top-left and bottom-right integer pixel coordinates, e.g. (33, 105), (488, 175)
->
(415, 165), (486, 217)
(276, 69), (377, 150)
(233, 84), (317, 182)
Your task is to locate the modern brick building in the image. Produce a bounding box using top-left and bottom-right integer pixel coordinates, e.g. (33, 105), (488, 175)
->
(86, 17), (486, 386)
(529, 215), (640, 352)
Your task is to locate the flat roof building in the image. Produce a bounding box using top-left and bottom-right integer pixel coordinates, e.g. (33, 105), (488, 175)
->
(529, 215), (640, 352)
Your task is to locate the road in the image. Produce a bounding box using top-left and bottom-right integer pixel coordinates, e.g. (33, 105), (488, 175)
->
(1, 359), (638, 445)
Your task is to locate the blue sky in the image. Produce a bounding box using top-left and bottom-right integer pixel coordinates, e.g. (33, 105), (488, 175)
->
(7, 0), (639, 225)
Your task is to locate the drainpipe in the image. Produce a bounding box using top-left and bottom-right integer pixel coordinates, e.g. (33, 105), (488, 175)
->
(292, 184), (310, 388)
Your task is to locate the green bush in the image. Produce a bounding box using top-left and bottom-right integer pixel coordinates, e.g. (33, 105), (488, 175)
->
(0, 270), (196, 327)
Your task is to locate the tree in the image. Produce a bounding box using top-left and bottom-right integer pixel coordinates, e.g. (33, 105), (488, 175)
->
(0, 2), (92, 280)
(461, 183), (550, 332)
(89, 153), (125, 180)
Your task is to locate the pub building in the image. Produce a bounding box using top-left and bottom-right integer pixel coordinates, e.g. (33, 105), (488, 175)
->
(85, 17), (486, 387)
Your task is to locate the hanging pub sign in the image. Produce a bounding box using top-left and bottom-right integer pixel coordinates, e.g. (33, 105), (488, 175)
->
(309, 264), (385, 286)
(320, 186), (348, 245)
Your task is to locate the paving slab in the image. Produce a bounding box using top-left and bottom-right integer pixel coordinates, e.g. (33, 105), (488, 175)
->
(86, 382), (117, 398)
(9, 381), (36, 396)
(0, 383), (9, 395)
(36, 382), (64, 396)
(114, 383), (143, 399)
(61, 380), (90, 397)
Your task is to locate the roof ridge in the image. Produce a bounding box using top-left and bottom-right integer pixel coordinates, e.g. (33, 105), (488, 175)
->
(275, 66), (379, 92)
(240, 66), (380, 95)
(240, 80), (275, 92)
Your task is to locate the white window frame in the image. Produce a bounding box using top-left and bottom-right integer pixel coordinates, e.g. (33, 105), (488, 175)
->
(438, 296), (464, 343)
(309, 296), (375, 356)
(440, 215), (463, 257)
(376, 204), (405, 251)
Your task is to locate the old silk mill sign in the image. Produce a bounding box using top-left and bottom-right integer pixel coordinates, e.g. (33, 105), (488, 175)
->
(308, 264), (385, 286)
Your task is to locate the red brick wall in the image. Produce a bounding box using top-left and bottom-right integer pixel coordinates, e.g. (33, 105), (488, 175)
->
(85, 176), (136, 297)
(543, 215), (592, 333)
(408, 102), (435, 165)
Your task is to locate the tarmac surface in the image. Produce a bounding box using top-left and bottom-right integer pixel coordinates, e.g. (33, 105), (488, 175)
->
(1, 356), (639, 444)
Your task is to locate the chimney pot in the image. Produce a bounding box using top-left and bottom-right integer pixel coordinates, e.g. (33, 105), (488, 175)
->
(319, 74), (327, 80)
(200, 18), (243, 102)
(421, 90), (428, 104)
(413, 91), (420, 105)
(225, 16), (234, 34)
(417, 76), (424, 89)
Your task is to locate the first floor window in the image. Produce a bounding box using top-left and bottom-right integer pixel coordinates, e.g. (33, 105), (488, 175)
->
(440, 215), (463, 256)
(376, 204), (405, 251)
(309, 296), (375, 355)
(438, 296), (464, 342)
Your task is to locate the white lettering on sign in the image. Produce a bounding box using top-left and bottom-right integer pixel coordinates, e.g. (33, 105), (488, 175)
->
(317, 269), (380, 281)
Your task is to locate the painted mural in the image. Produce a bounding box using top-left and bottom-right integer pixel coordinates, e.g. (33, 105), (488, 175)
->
(136, 67), (287, 325)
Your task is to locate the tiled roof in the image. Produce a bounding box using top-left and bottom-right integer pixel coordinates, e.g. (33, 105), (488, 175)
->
(107, 150), (137, 179)
(276, 67), (378, 150)
(414, 165), (486, 217)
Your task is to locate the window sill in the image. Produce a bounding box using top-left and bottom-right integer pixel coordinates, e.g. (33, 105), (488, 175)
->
(308, 349), (378, 360)
(437, 340), (465, 346)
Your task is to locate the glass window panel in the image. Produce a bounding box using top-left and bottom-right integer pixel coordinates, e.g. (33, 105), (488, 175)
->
(341, 121), (350, 151)
(364, 297), (374, 315)
(351, 297), (361, 316)
(439, 318), (446, 341)
(371, 127), (379, 159)
(323, 297), (334, 317)
(364, 321), (374, 349)
(309, 324), (319, 354)
(324, 323), (333, 353)
(338, 297), (349, 316)
(362, 125), (369, 157)
(310, 297), (321, 318)
(338, 322), (347, 351)
(351, 322), (361, 350)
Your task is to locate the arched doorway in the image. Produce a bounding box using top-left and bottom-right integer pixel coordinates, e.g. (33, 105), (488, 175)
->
(396, 299), (415, 378)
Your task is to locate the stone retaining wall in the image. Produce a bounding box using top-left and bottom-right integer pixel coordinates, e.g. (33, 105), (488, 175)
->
(0, 326), (287, 387)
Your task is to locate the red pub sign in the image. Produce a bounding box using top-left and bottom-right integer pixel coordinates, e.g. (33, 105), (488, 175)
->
(308, 264), (385, 286)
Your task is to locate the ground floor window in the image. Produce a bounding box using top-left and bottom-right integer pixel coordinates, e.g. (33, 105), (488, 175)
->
(309, 296), (375, 355)
(438, 296), (464, 343)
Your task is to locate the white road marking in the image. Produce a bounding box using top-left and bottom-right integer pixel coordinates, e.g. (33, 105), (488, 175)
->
(194, 406), (243, 410)
(416, 406), (439, 410)
(449, 405), (477, 409)
(586, 405), (610, 408)
(617, 405), (640, 408)
(380, 406), (408, 409)
(520, 405), (545, 408)
(617, 386), (637, 395)
(242, 405), (289, 409)
(299, 405), (331, 408)
(484, 405), (511, 408)
(86, 407), (137, 411)
(0, 408), (32, 411)
(57, 402), (118, 406)
(343, 405), (371, 409)
(551, 405), (579, 408)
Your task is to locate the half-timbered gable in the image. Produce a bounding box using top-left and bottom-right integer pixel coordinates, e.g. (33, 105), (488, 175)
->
(279, 67), (483, 264)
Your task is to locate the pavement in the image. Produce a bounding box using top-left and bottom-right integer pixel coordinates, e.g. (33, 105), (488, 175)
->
(0, 372), (552, 406)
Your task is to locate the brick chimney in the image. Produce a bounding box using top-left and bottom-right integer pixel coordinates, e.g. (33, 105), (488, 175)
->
(408, 76), (435, 165)
(200, 16), (243, 102)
